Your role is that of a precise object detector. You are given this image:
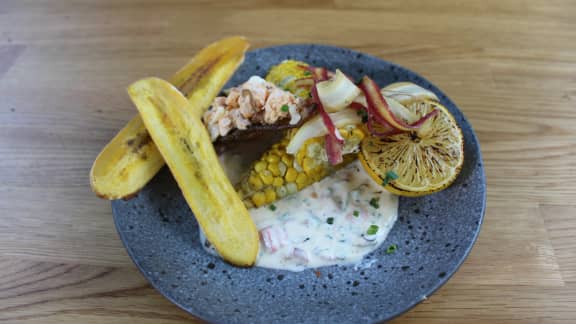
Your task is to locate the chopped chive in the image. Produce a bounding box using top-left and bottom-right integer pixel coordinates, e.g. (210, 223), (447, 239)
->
(382, 170), (399, 186)
(369, 197), (380, 209)
(386, 244), (398, 254)
(281, 104), (289, 112)
(303, 71), (312, 76)
(269, 204), (277, 211)
(353, 210), (360, 217)
(326, 217), (334, 225)
(366, 225), (379, 235)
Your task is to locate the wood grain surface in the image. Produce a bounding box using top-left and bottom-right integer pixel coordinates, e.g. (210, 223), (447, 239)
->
(1, 0), (575, 322)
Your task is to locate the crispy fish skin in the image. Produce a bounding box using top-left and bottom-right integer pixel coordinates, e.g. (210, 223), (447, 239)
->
(128, 77), (258, 266)
(90, 36), (249, 200)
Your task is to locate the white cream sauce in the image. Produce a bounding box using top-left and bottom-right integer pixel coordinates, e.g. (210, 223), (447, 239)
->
(201, 160), (398, 272)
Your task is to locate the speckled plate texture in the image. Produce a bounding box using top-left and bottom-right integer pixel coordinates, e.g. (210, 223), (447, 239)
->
(112, 44), (486, 323)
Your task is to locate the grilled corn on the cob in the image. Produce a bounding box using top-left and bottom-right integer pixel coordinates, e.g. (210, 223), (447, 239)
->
(237, 126), (365, 208)
(236, 60), (365, 208)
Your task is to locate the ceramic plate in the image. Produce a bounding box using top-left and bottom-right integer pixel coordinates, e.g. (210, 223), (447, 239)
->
(112, 44), (486, 323)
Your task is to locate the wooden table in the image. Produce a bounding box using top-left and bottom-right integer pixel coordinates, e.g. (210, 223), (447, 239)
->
(1, 0), (575, 322)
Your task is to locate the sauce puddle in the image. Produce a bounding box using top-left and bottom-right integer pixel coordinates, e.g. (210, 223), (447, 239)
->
(203, 159), (398, 272)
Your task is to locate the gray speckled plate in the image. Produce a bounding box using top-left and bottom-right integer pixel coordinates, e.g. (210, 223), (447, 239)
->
(112, 44), (486, 323)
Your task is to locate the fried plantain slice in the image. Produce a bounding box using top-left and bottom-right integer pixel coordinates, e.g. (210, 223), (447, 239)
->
(128, 77), (259, 266)
(90, 36), (249, 199)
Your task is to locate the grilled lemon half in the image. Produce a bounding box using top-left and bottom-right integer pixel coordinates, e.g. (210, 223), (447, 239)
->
(359, 101), (464, 196)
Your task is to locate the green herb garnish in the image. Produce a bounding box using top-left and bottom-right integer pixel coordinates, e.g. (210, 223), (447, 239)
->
(303, 70), (312, 76)
(382, 170), (399, 186)
(353, 210), (360, 217)
(281, 104), (289, 112)
(386, 244), (398, 254)
(269, 204), (277, 211)
(366, 225), (379, 235)
(326, 217), (334, 225)
(369, 197), (380, 209)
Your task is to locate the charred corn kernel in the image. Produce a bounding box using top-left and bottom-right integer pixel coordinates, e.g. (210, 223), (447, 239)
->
(254, 161), (267, 173)
(293, 159), (303, 172)
(264, 187), (276, 203)
(273, 177), (284, 187)
(302, 157), (316, 174)
(285, 168), (298, 183)
(266, 155), (280, 164)
(281, 154), (292, 165)
(252, 192), (267, 207)
(295, 148), (305, 162)
(295, 173), (308, 189)
(268, 163), (281, 177)
(277, 162), (287, 177)
(260, 170), (274, 185)
(249, 175), (263, 190)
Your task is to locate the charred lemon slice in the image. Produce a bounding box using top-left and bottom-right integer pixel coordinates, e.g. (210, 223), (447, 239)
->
(359, 101), (464, 196)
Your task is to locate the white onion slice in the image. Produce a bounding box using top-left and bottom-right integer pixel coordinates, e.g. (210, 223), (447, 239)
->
(385, 96), (419, 124)
(286, 108), (362, 155)
(381, 82), (439, 106)
(316, 69), (361, 113)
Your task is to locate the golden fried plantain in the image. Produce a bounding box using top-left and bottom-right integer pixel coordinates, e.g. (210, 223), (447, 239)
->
(90, 36), (249, 199)
(128, 77), (258, 266)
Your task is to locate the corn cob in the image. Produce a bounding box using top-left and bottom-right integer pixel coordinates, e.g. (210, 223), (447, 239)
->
(265, 59), (311, 99)
(236, 60), (365, 208)
(237, 126), (365, 208)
